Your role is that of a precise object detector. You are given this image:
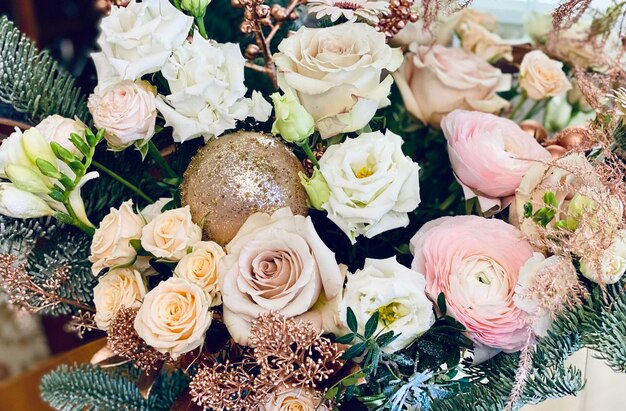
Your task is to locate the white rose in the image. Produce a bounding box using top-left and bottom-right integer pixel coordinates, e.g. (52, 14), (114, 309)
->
(520, 50), (572, 100)
(156, 32), (270, 143)
(174, 241), (225, 305)
(141, 206), (202, 261)
(93, 267), (146, 331)
(319, 130), (421, 243)
(513, 253), (570, 337)
(581, 231), (626, 284)
(260, 387), (328, 411)
(88, 80), (157, 150)
(140, 197), (173, 223)
(338, 257), (435, 353)
(274, 23), (403, 139)
(89, 200), (145, 276)
(35, 115), (87, 158)
(219, 207), (343, 345)
(93, 0), (193, 82)
(134, 277), (212, 358)
(457, 21), (512, 62)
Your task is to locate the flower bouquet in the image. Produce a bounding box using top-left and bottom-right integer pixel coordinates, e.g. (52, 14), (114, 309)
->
(1, 0), (626, 410)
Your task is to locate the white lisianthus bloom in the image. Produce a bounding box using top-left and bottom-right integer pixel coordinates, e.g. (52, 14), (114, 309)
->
(318, 130), (421, 243)
(337, 257), (435, 353)
(155, 31), (271, 143)
(93, 267), (146, 331)
(274, 23), (402, 139)
(92, 0), (193, 82)
(134, 277), (212, 358)
(581, 231), (626, 284)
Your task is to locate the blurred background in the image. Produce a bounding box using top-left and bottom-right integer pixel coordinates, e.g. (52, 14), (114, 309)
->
(0, 0), (623, 410)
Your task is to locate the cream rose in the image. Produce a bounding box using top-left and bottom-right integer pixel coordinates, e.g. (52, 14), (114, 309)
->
(338, 257), (435, 353)
(580, 230), (626, 284)
(394, 44), (511, 128)
(93, 267), (146, 330)
(89, 200), (145, 276)
(93, 0), (193, 82)
(134, 277), (211, 358)
(174, 241), (225, 305)
(274, 22), (402, 139)
(219, 207), (343, 345)
(88, 80), (157, 150)
(141, 206), (202, 261)
(457, 21), (512, 62)
(140, 197), (173, 223)
(319, 130), (421, 243)
(35, 115), (87, 158)
(519, 50), (571, 100)
(260, 387), (328, 411)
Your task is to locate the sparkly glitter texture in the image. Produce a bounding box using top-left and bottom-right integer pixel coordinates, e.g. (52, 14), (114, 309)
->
(180, 131), (309, 246)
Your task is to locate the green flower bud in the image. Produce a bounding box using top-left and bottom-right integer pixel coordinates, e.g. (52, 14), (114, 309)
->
(21, 128), (57, 167)
(299, 169), (330, 211)
(5, 164), (51, 194)
(271, 89), (315, 145)
(181, 0), (211, 17)
(565, 193), (597, 230)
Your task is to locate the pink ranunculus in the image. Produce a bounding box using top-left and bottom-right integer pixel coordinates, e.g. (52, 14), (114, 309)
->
(442, 110), (551, 215)
(410, 216), (533, 352)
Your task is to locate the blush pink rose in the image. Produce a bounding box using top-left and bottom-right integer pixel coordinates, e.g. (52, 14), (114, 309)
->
(393, 44), (511, 128)
(442, 110), (551, 214)
(410, 216), (533, 352)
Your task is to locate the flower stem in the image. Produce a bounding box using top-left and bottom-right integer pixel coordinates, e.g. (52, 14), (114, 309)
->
(148, 141), (178, 179)
(509, 93), (528, 120)
(522, 99), (546, 121)
(92, 160), (154, 204)
(195, 16), (208, 39)
(301, 143), (320, 168)
(62, 200), (96, 236)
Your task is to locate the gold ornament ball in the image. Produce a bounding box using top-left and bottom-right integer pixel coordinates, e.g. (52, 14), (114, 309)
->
(180, 131), (309, 246)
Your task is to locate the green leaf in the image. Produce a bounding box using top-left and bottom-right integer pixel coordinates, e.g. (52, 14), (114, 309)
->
(341, 342), (366, 360)
(335, 333), (356, 344)
(378, 332), (401, 348)
(523, 202), (533, 218)
(341, 371), (366, 387)
(364, 311), (379, 339)
(376, 330), (396, 347)
(437, 292), (447, 316)
(36, 159), (61, 179)
(347, 307), (358, 333)
(325, 386), (339, 400)
(544, 191), (558, 208)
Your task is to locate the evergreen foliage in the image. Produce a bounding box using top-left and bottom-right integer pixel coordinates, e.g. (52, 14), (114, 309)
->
(40, 364), (189, 411)
(0, 16), (90, 125)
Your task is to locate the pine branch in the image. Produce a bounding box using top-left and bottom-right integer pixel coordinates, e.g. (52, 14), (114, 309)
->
(40, 364), (189, 411)
(0, 16), (90, 125)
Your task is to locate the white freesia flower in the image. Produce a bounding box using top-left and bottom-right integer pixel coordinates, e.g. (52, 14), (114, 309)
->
(274, 23), (402, 138)
(319, 130), (421, 243)
(93, 267), (146, 330)
(338, 257), (435, 353)
(174, 241), (225, 305)
(134, 277), (212, 358)
(0, 129), (31, 179)
(156, 31), (271, 143)
(141, 206), (202, 261)
(581, 231), (626, 284)
(93, 0), (193, 82)
(0, 182), (54, 218)
(89, 200), (145, 276)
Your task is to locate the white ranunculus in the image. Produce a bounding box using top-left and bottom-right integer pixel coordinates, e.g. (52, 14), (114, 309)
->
(338, 257), (435, 353)
(0, 182), (54, 218)
(93, 0), (193, 82)
(513, 253), (569, 337)
(141, 206), (202, 261)
(219, 207), (343, 345)
(581, 231), (626, 284)
(88, 80), (157, 150)
(134, 277), (212, 358)
(93, 267), (146, 331)
(35, 115), (87, 158)
(156, 31), (271, 143)
(319, 130), (421, 243)
(140, 197), (173, 223)
(89, 200), (145, 276)
(174, 241), (225, 305)
(274, 23), (403, 139)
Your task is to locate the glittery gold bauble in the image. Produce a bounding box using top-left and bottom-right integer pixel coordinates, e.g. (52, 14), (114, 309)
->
(180, 131), (308, 246)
